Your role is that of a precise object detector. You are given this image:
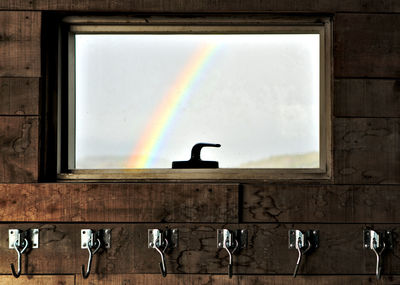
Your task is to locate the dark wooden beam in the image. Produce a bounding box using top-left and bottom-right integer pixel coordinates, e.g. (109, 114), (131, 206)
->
(0, 0), (399, 13)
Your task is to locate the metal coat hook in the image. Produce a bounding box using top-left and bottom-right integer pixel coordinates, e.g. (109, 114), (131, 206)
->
(81, 229), (111, 279)
(288, 230), (319, 277)
(9, 229), (39, 278)
(217, 229), (247, 278)
(148, 229), (179, 277)
(363, 229), (393, 280)
(11, 238), (28, 278)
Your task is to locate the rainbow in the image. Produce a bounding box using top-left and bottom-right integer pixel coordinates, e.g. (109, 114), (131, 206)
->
(126, 43), (219, 168)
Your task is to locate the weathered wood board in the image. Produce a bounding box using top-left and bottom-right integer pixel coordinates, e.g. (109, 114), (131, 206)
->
(0, 12), (41, 77)
(334, 79), (400, 118)
(0, 117), (39, 182)
(1, 0), (400, 13)
(0, 184), (238, 223)
(0, 78), (39, 115)
(242, 184), (400, 223)
(335, 14), (400, 78)
(76, 274), (400, 285)
(334, 118), (400, 184)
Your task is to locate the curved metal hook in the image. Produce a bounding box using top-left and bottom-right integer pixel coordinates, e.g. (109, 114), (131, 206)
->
(11, 238), (28, 278)
(371, 240), (386, 280)
(81, 238), (101, 279)
(224, 238), (239, 278)
(155, 238), (169, 277)
(293, 239), (311, 277)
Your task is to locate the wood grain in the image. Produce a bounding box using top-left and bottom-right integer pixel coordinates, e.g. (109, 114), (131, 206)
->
(242, 184), (400, 223)
(0, 223), (398, 275)
(0, 11), (40, 77)
(0, 184), (238, 223)
(76, 274), (400, 285)
(334, 118), (400, 184)
(0, 275), (74, 284)
(335, 14), (400, 78)
(0, 0), (399, 12)
(0, 117), (39, 182)
(334, 79), (400, 118)
(0, 78), (39, 115)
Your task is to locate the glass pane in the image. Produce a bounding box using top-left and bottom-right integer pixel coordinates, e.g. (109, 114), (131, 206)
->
(75, 34), (320, 169)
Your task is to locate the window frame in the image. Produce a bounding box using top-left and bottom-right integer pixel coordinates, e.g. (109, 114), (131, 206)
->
(58, 15), (332, 181)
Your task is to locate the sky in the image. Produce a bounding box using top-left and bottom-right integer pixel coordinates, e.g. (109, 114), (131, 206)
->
(75, 34), (320, 169)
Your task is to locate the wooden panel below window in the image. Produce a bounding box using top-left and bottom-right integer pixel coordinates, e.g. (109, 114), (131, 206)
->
(335, 14), (400, 78)
(0, 116), (38, 182)
(0, 183), (238, 223)
(0, 223), (398, 275)
(241, 184), (400, 223)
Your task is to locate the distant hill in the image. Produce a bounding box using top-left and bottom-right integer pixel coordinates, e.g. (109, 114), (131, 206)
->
(239, 151), (319, 168)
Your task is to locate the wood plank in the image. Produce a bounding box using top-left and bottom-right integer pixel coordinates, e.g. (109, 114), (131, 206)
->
(242, 184), (400, 223)
(0, 183), (238, 222)
(0, 116), (38, 182)
(0, 0), (398, 12)
(0, 223), (399, 275)
(0, 12), (40, 77)
(0, 275), (74, 284)
(335, 14), (400, 78)
(76, 274), (211, 284)
(334, 79), (400, 118)
(334, 118), (400, 184)
(0, 12), (40, 41)
(76, 274), (400, 285)
(0, 78), (39, 115)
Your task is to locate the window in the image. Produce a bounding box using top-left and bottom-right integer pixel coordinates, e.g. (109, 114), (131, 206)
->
(58, 16), (332, 180)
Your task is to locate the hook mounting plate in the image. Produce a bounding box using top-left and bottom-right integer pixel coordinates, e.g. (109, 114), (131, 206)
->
(289, 229), (319, 250)
(9, 229), (39, 249)
(363, 230), (393, 250)
(81, 229), (111, 249)
(217, 229), (247, 250)
(148, 229), (179, 249)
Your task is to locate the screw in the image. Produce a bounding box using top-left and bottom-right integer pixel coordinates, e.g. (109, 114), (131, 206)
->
(313, 230), (317, 235)
(290, 243), (294, 248)
(10, 231), (13, 234)
(33, 230), (39, 234)
(218, 242), (222, 247)
(149, 242), (154, 247)
(364, 244), (368, 248)
(83, 243), (86, 247)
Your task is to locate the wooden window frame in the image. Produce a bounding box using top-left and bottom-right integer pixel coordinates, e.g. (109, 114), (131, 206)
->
(57, 15), (332, 182)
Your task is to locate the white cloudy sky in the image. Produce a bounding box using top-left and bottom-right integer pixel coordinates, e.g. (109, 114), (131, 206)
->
(75, 34), (320, 168)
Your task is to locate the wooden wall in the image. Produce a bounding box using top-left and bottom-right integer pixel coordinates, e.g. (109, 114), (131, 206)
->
(0, 1), (399, 284)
